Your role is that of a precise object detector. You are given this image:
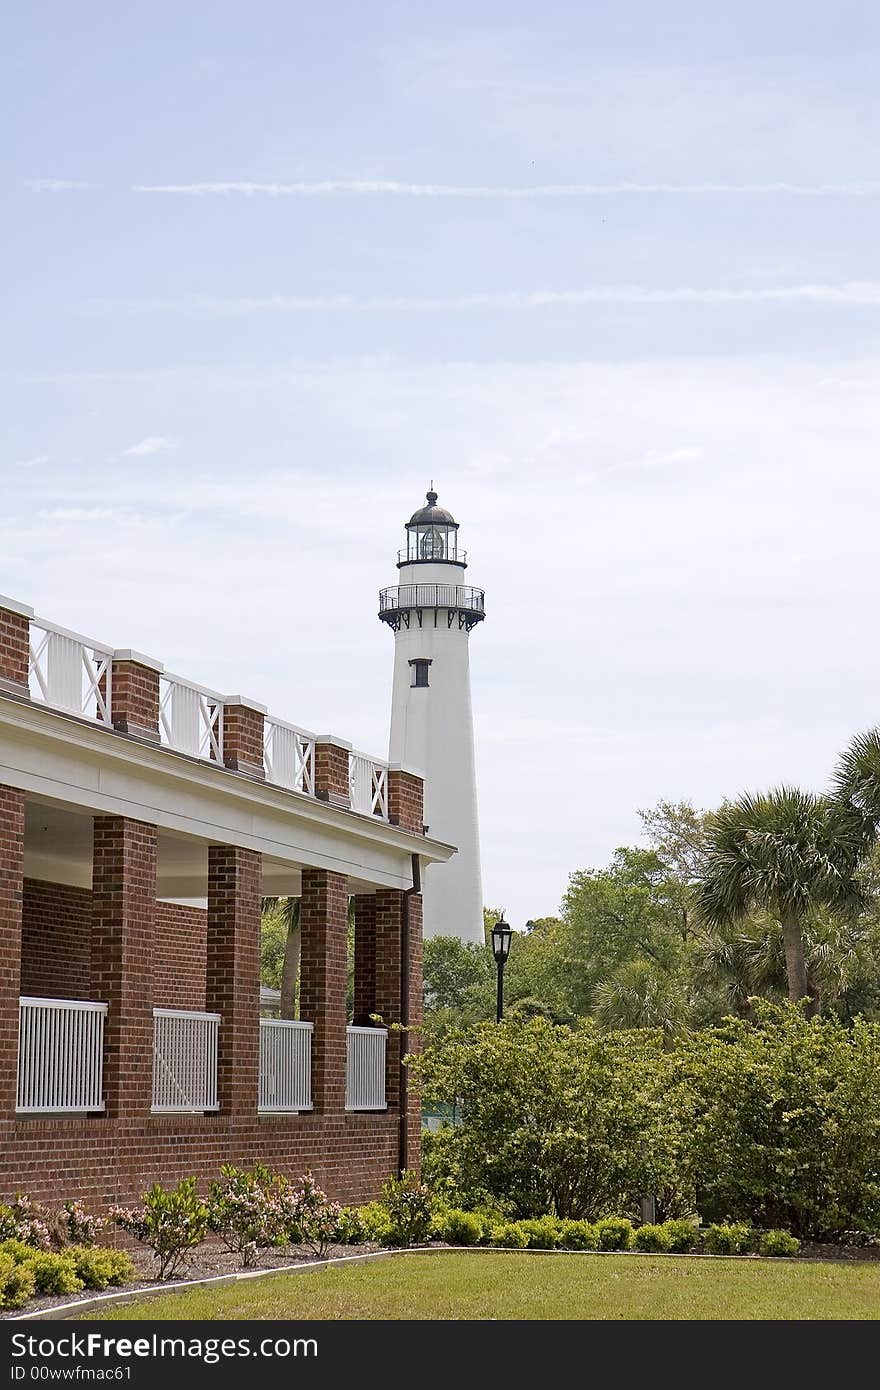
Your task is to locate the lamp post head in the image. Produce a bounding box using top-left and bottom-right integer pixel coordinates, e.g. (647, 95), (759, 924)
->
(491, 915), (513, 966)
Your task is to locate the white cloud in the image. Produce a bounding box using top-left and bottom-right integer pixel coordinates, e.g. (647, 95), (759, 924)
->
(131, 179), (880, 197)
(84, 282), (880, 316)
(121, 436), (179, 456)
(24, 179), (96, 193)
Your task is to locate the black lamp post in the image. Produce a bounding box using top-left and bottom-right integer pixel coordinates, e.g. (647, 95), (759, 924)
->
(490, 915), (513, 1022)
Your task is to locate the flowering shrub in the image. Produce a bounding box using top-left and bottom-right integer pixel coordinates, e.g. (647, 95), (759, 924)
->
(280, 1173), (342, 1258)
(111, 1178), (209, 1280)
(62, 1201), (105, 1247)
(208, 1165), (287, 1267)
(0, 1196), (51, 1251)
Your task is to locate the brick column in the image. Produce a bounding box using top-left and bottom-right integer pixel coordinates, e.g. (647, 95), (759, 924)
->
(0, 786), (24, 1114)
(314, 736), (351, 808)
(110, 651), (163, 741)
(0, 597), (33, 698)
(351, 894), (377, 1026)
(91, 817), (157, 1118)
(374, 886), (423, 1173)
(206, 845), (261, 1116)
(300, 868), (348, 1113)
(388, 766), (424, 833)
(222, 697), (267, 778)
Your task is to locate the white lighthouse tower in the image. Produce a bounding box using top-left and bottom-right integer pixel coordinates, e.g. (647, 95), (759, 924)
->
(379, 488), (485, 944)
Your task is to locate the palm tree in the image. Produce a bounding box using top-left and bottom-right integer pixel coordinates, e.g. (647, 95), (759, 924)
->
(834, 727), (880, 845)
(694, 787), (864, 1013)
(261, 896), (301, 1019)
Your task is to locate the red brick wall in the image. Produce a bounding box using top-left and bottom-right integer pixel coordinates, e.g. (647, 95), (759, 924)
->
(206, 846), (261, 1116)
(314, 741), (351, 805)
(0, 611), (29, 690)
(110, 661), (160, 739)
(388, 770), (424, 833)
(0, 787), (25, 1115)
(19, 883), (207, 1011)
(20, 880), (91, 1000)
(300, 869), (348, 1115)
(0, 1111), (400, 1211)
(222, 706), (265, 777)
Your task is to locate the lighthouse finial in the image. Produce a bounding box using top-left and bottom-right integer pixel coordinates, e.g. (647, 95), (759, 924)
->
(426, 481), (438, 505)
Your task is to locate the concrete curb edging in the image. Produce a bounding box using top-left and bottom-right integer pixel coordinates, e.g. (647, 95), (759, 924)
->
(9, 1244), (815, 1321)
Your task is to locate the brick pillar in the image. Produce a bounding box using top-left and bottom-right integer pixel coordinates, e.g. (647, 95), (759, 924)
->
(300, 868), (348, 1113)
(222, 697), (266, 778)
(314, 736), (351, 808)
(206, 845), (261, 1116)
(388, 766), (424, 833)
(351, 894), (377, 1026)
(110, 651), (163, 741)
(0, 597), (33, 698)
(375, 886), (423, 1173)
(0, 786), (24, 1114)
(91, 817), (157, 1118)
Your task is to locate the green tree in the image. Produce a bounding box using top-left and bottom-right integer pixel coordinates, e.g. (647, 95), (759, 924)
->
(695, 789), (865, 1012)
(260, 897), (300, 1018)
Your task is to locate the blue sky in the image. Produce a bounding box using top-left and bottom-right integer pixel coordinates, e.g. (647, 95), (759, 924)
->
(4, 2), (880, 924)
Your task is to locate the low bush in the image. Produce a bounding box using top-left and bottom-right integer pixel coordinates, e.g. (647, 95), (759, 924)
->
(517, 1218), (560, 1250)
(69, 1246), (135, 1290)
(434, 1209), (484, 1246)
(661, 1219), (701, 1253)
(333, 1207), (368, 1245)
(208, 1164), (286, 1266)
(489, 1222), (529, 1249)
(27, 1252), (83, 1296)
(557, 1220), (598, 1251)
(61, 1201), (105, 1248)
(280, 1174), (342, 1258)
(704, 1223), (752, 1255)
(381, 1171), (433, 1247)
(111, 1178), (209, 1280)
(633, 1223), (672, 1253)
(595, 1217), (634, 1251)
(0, 1252), (35, 1310)
(0, 1196), (51, 1251)
(758, 1229), (801, 1258)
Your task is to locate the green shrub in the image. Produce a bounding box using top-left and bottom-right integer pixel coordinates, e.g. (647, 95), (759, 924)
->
(333, 1207), (368, 1245)
(661, 1219), (701, 1253)
(758, 1229), (801, 1258)
(634, 1223), (672, 1253)
(704, 1223), (752, 1255)
(518, 1217), (560, 1250)
(381, 1171), (433, 1247)
(0, 1253), (35, 1310)
(434, 1209), (484, 1246)
(557, 1220), (598, 1250)
(595, 1217), (634, 1251)
(208, 1164), (287, 1265)
(26, 1252), (83, 1296)
(69, 1246), (135, 1290)
(111, 1178), (209, 1280)
(489, 1222), (529, 1249)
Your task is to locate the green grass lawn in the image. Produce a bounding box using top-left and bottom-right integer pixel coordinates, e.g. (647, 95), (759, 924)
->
(80, 1251), (880, 1321)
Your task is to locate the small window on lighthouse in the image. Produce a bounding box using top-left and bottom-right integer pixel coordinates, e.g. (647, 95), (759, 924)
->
(410, 659), (431, 688)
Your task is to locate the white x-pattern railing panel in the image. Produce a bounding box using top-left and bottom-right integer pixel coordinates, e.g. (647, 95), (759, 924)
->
(345, 1026), (387, 1111)
(28, 619), (113, 725)
(258, 1019), (313, 1112)
(17, 997), (107, 1113)
(350, 753), (389, 819)
(263, 717), (316, 796)
(152, 1008), (220, 1112)
(159, 674), (223, 763)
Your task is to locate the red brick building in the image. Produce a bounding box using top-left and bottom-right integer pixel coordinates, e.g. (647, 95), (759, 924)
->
(0, 594), (452, 1210)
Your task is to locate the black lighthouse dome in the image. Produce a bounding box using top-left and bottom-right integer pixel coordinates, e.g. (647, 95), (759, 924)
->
(401, 487), (465, 566)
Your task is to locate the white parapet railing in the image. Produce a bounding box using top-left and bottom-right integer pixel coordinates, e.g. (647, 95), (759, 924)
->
(152, 1008), (220, 1112)
(16, 997), (107, 1113)
(159, 674), (223, 763)
(349, 752), (389, 819)
(28, 619), (113, 725)
(258, 1019), (313, 1112)
(263, 717), (316, 796)
(345, 1026), (387, 1111)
